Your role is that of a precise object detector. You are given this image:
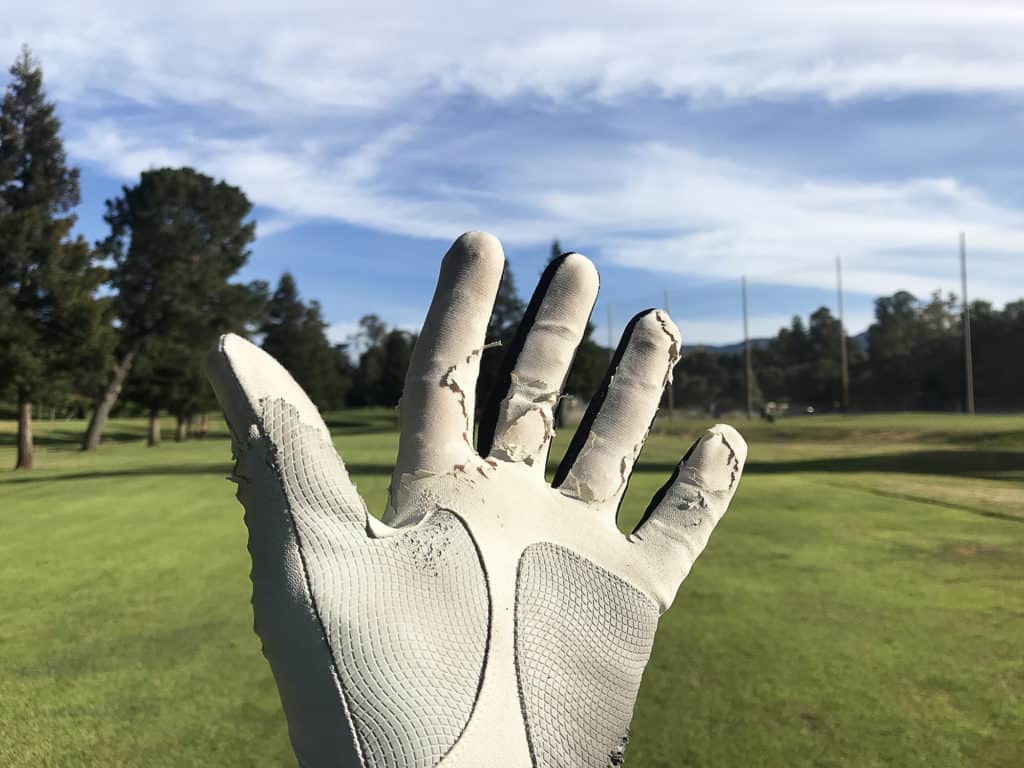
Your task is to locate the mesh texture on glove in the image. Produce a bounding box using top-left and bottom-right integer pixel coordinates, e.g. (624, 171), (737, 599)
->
(206, 232), (747, 768)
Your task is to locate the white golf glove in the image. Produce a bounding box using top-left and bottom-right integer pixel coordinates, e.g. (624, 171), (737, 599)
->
(206, 232), (747, 768)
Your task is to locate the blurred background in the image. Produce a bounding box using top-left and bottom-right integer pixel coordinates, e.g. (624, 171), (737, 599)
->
(1, 2), (1022, 766)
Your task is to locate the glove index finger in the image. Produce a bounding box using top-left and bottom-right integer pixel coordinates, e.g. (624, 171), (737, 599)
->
(206, 333), (369, 534)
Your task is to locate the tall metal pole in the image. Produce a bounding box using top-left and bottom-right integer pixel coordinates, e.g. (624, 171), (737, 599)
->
(664, 289), (675, 418)
(960, 232), (975, 415)
(742, 276), (753, 419)
(607, 304), (614, 363)
(836, 255), (850, 412)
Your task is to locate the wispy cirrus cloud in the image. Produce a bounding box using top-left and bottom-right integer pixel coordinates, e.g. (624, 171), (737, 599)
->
(66, 120), (1024, 303)
(7, 1), (1024, 110)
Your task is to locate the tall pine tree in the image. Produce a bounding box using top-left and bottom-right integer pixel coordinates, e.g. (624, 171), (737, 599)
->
(350, 321), (413, 407)
(0, 47), (107, 469)
(261, 273), (347, 409)
(82, 167), (258, 450)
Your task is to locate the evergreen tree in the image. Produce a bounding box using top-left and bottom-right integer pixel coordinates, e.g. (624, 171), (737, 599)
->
(971, 299), (1024, 410)
(866, 290), (960, 410)
(124, 279), (264, 445)
(164, 347), (209, 442)
(0, 47), (108, 469)
(261, 273), (344, 409)
(349, 315), (413, 408)
(673, 347), (747, 414)
(329, 344), (355, 410)
(82, 167), (258, 450)
(353, 314), (388, 352)
(122, 336), (183, 446)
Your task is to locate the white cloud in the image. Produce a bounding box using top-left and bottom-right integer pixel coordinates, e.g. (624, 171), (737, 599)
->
(6, 1), (1024, 110)
(327, 322), (360, 346)
(65, 120), (476, 240)
(65, 120), (1024, 305)
(255, 215), (300, 239)
(582, 145), (1024, 301)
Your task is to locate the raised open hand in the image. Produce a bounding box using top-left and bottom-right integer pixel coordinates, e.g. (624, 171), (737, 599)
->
(206, 232), (747, 768)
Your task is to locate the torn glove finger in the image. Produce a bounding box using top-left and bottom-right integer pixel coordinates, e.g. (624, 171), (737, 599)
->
(554, 309), (681, 512)
(478, 253), (599, 472)
(631, 424), (748, 610)
(391, 232), (505, 489)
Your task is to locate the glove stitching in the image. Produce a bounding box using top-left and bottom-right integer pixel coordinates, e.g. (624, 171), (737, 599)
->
(248, 390), (368, 767)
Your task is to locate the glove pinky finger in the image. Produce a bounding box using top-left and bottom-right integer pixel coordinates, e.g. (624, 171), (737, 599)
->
(630, 424), (747, 610)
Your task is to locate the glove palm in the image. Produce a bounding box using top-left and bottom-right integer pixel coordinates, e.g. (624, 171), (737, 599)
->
(207, 233), (747, 768)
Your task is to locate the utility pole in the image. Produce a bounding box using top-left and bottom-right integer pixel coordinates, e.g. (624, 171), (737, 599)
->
(742, 276), (753, 419)
(960, 232), (975, 415)
(836, 255), (850, 412)
(607, 304), (614, 362)
(664, 289), (675, 418)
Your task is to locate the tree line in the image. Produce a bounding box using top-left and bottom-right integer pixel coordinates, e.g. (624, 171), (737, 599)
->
(677, 292), (1024, 415)
(0, 49), (605, 470)
(3, 48), (1023, 470)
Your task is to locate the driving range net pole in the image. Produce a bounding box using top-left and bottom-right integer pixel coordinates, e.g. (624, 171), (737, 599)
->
(607, 304), (614, 363)
(836, 255), (850, 412)
(960, 232), (975, 415)
(742, 275), (752, 419)
(664, 288), (675, 418)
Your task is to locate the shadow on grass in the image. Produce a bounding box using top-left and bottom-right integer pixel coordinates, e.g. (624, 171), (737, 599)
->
(326, 421), (400, 436)
(1, 462), (396, 484)
(654, 417), (1024, 452)
(631, 449), (1024, 482)
(0, 418), (396, 449)
(743, 449), (1024, 480)
(0, 429), (151, 448)
(823, 482), (1024, 525)
(7, 447), (1020, 491)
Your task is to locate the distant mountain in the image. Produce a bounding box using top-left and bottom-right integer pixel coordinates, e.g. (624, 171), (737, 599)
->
(682, 338), (770, 355)
(682, 330), (869, 355)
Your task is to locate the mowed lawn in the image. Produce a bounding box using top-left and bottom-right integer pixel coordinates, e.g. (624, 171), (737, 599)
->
(1, 411), (1022, 767)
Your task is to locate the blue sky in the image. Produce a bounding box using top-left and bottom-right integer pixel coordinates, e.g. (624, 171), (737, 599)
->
(5, 1), (1024, 344)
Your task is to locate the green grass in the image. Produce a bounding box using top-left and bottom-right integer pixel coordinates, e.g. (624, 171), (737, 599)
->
(1, 411), (1022, 766)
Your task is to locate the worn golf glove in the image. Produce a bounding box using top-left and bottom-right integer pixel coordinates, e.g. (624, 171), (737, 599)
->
(206, 232), (747, 768)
